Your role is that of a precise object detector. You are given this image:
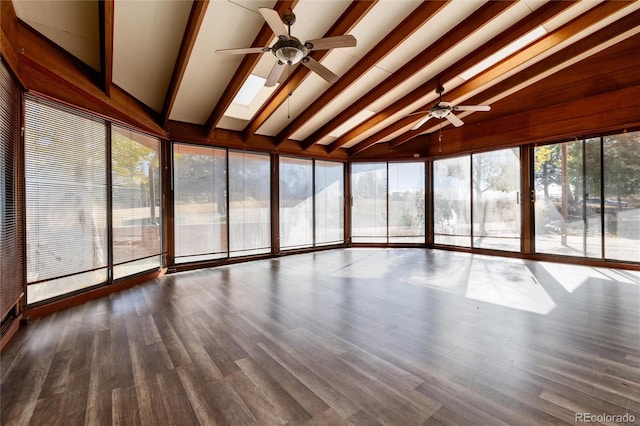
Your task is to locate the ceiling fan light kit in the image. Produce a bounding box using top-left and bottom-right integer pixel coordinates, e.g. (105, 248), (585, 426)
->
(411, 84), (491, 130)
(215, 8), (356, 87)
(272, 38), (308, 65)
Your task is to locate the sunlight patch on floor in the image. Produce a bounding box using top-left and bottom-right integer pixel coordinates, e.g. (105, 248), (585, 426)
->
(539, 262), (640, 292)
(465, 258), (557, 315)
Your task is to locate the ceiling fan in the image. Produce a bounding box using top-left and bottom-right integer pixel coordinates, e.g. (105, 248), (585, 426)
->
(216, 8), (356, 87)
(411, 84), (491, 130)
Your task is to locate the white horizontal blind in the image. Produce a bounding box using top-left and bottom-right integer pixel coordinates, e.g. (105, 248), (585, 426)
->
(280, 157), (313, 250)
(228, 151), (271, 257)
(25, 95), (108, 302)
(1, 61), (24, 317)
(174, 143), (228, 263)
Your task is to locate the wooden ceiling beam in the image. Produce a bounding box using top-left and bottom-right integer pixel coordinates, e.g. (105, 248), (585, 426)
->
(98, 0), (114, 97)
(15, 19), (165, 136)
(241, 0), (377, 140)
(312, 2), (528, 152)
(328, 2), (574, 156)
(203, 0), (297, 135)
(272, 0), (449, 146)
(385, 11), (640, 152)
(161, 0), (210, 127)
(348, 1), (631, 156)
(424, 85), (640, 159)
(167, 120), (347, 161)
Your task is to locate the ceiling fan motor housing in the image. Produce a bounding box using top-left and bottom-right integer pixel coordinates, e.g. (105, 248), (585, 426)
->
(430, 102), (452, 119)
(272, 37), (309, 65)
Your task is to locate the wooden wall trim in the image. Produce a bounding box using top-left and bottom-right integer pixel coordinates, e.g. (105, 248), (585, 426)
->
(425, 85), (640, 158)
(0, 0), (22, 86)
(0, 315), (22, 352)
(167, 119), (348, 160)
(6, 17), (165, 137)
(24, 269), (165, 320)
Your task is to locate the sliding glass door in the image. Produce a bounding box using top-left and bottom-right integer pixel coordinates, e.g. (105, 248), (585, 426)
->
(351, 162), (425, 243)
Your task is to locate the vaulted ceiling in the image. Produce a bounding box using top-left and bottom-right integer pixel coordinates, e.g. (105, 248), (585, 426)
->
(5, 0), (640, 159)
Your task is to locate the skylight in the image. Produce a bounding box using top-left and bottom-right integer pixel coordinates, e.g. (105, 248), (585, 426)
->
(459, 26), (548, 81)
(232, 74), (267, 107)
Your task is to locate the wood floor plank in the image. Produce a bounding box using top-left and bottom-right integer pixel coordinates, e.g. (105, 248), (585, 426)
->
(235, 357), (314, 424)
(225, 370), (289, 426)
(1, 249), (638, 425)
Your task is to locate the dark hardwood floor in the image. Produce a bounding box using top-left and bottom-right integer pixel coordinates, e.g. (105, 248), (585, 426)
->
(2, 249), (639, 425)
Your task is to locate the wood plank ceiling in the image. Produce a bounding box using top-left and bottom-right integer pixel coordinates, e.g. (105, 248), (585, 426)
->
(8, 0), (640, 159)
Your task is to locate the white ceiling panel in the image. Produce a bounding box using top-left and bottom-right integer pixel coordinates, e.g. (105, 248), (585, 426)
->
(375, 0), (485, 73)
(170, 0), (276, 124)
(13, 0), (100, 70)
(113, 0), (192, 112)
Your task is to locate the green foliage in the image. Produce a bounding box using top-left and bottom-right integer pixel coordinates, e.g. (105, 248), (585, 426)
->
(112, 134), (157, 186)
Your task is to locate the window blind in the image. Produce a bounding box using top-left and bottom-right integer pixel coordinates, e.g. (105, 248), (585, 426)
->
(280, 157), (313, 250)
(173, 143), (227, 263)
(1, 61), (24, 318)
(24, 94), (108, 303)
(315, 160), (344, 246)
(228, 151), (271, 257)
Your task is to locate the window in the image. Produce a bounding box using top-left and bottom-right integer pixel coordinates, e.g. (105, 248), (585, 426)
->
(603, 132), (639, 262)
(351, 163), (387, 243)
(228, 151), (271, 256)
(174, 144), (227, 263)
(472, 148), (521, 251)
(388, 162), (425, 243)
(111, 126), (162, 278)
(535, 139), (602, 258)
(25, 96), (108, 303)
(534, 134), (640, 262)
(351, 162), (425, 243)
(279, 157), (313, 249)
(1, 61), (24, 317)
(315, 160), (344, 245)
(433, 156), (471, 247)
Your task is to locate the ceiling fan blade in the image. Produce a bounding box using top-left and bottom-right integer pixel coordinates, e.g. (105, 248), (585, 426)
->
(258, 8), (288, 39)
(405, 110), (431, 117)
(302, 57), (338, 84)
(411, 114), (432, 131)
(216, 46), (270, 56)
(453, 105), (491, 112)
(265, 61), (286, 87)
(446, 113), (464, 127)
(305, 35), (357, 51)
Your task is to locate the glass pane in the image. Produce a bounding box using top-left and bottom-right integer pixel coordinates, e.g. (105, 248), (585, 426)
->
(534, 140), (602, 257)
(351, 163), (387, 243)
(174, 144), (227, 263)
(228, 151), (271, 256)
(388, 162), (425, 243)
(280, 157), (313, 249)
(112, 126), (162, 278)
(27, 269), (108, 304)
(315, 160), (344, 245)
(472, 148), (521, 251)
(25, 97), (108, 302)
(604, 131), (640, 262)
(433, 156), (471, 247)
